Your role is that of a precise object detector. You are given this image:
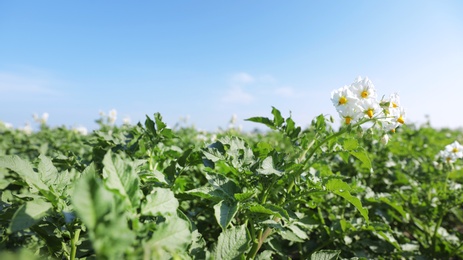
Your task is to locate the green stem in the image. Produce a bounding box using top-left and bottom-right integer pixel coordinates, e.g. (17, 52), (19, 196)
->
(247, 229), (263, 259)
(70, 228), (81, 260)
(261, 177), (278, 204)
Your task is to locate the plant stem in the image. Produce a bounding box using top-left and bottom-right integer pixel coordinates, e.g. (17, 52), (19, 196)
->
(247, 229), (263, 259)
(70, 228), (81, 260)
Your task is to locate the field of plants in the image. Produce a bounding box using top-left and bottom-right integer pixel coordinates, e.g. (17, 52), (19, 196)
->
(0, 77), (462, 259)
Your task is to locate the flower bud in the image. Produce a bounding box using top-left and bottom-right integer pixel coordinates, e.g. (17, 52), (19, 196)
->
(381, 134), (389, 145)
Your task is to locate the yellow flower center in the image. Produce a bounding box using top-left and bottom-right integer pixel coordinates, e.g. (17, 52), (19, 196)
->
(338, 96), (347, 105)
(361, 90), (369, 98)
(366, 109), (374, 118)
(390, 128), (396, 133)
(453, 148), (459, 153)
(397, 116), (405, 124)
(345, 116), (352, 124)
(392, 102), (399, 108)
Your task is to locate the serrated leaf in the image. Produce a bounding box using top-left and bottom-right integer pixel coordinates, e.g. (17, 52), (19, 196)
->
(9, 199), (52, 233)
(214, 200), (239, 229)
(102, 151), (143, 210)
(325, 179), (369, 222)
(310, 250), (340, 260)
(214, 224), (250, 260)
(142, 187), (179, 216)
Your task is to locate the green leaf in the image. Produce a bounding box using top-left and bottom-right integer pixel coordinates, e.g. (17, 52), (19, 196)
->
(205, 173), (240, 199)
(310, 250), (340, 260)
(154, 112), (167, 131)
(349, 149), (372, 170)
(8, 199), (52, 233)
(254, 142), (273, 159)
(71, 168), (135, 259)
(286, 223), (309, 240)
(234, 190), (256, 201)
(248, 203), (289, 220)
(257, 156), (283, 176)
(72, 169), (113, 231)
(379, 197), (409, 222)
(142, 187), (179, 216)
(145, 216), (192, 255)
(37, 154), (58, 186)
(214, 200), (239, 229)
(245, 117), (276, 129)
(214, 224), (250, 260)
(249, 204), (276, 216)
(0, 155), (48, 191)
(102, 151), (143, 210)
(185, 186), (226, 203)
(145, 115), (157, 137)
(271, 106), (284, 127)
(325, 179), (369, 222)
(342, 138), (359, 151)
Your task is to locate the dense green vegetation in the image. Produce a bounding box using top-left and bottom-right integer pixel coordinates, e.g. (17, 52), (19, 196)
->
(0, 109), (462, 259)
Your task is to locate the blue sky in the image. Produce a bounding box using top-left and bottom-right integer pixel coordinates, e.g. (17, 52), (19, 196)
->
(1, 1), (463, 131)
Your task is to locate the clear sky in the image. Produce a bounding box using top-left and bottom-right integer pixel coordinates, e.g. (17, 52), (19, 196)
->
(1, 1), (463, 132)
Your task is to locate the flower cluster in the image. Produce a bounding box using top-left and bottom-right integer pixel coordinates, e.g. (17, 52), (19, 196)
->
(331, 77), (406, 141)
(33, 112), (49, 124)
(437, 141), (463, 163)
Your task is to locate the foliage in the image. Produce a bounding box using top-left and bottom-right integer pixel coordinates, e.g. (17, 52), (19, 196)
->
(0, 108), (462, 260)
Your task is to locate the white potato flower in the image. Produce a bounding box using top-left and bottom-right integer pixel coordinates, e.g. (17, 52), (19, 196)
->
(21, 123), (33, 135)
(445, 141), (463, 159)
(351, 76), (377, 100)
(436, 141), (463, 163)
(338, 105), (362, 125)
(330, 77), (406, 141)
(331, 85), (359, 112)
(359, 98), (381, 119)
(123, 116), (131, 125)
(108, 109), (117, 124)
(74, 126), (88, 135)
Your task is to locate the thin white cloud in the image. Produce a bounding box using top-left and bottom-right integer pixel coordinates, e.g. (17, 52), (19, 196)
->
(222, 86), (254, 104)
(222, 72), (305, 104)
(231, 72), (254, 85)
(257, 74), (277, 84)
(274, 86), (296, 98)
(0, 71), (59, 95)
